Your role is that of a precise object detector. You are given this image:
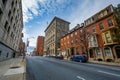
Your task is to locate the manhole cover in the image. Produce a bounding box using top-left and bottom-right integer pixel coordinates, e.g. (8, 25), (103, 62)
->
(10, 66), (20, 69)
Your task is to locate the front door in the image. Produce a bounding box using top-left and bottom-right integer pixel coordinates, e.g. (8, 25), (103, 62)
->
(115, 46), (120, 58)
(89, 49), (94, 58)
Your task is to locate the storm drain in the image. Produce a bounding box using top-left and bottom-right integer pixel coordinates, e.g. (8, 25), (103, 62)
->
(9, 66), (20, 69)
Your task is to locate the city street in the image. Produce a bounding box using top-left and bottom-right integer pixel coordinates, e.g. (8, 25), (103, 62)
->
(26, 56), (120, 80)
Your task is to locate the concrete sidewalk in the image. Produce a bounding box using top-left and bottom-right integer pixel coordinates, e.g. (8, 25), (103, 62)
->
(0, 57), (26, 80)
(89, 61), (120, 67)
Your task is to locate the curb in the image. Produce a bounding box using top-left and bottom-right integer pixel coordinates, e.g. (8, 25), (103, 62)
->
(89, 61), (120, 67)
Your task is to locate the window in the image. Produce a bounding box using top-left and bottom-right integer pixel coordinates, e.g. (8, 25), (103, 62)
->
(11, 32), (14, 38)
(75, 32), (77, 35)
(96, 48), (101, 54)
(6, 53), (9, 57)
(107, 6), (112, 13)
(104, 47), (112, 56)
(99, 23), (104, 30)
(86, 29), (90, 34)
(7, 26), (10, 33)
(67, 36), (69, 39)
(71, 34), (73, 37)
(13, 8), (15, 13)
(2, 0), (7, 5)
(92, 26), (96, 32)
(8, 10), (11, 18)
(75, 39), (78, 43)
(0, 8), (3, 20)
(108, 19), (113, 27)
(68, 42), (69, 44)
(82, 47), (85, 53)
(11, 1), (14, 8)
(0, 51), (2, 56)
(11, 17), (13, 23)
(80, 29), (83, 33)
(71, 40), (73, 43)
(4, 21), (8, 29)
(105, 32), (111, 43)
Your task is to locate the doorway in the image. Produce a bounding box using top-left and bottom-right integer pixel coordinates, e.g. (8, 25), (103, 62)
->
(115, 46), (120, 58)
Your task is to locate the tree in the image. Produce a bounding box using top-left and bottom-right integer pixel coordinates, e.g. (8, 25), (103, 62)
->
(80, 26), (91, 60)
(113, 4), (120, 40)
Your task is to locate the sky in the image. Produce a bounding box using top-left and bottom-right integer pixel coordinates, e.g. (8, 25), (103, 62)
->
(22, 0), (120, 51)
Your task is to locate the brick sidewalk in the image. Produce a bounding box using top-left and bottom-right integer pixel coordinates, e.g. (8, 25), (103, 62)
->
(0, 56), (26, 80)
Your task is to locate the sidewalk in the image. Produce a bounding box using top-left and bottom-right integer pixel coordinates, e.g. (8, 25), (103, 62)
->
(89, 61), (120, 67)
(0, 56), (26, 80)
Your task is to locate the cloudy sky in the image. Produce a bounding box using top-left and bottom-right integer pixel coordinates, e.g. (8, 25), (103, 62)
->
(22, 0), (120, 51)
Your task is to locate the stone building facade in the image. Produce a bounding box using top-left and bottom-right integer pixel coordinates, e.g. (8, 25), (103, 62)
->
(0, 0), (23, 61)
(44, 17), (70, 56)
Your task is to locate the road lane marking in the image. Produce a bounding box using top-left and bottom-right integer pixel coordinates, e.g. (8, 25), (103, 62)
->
(39, 60), (43, 63)
(98, 70), (120, 77)
(77, 76), (86, 80)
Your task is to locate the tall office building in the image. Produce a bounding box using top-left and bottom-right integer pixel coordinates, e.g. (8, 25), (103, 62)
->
(35, 36), (44, 56)
(0, 0), (23, 61)
(44, 17), (70, 56)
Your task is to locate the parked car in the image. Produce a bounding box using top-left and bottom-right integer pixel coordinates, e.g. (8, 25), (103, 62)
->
(70, 55), (87, 62)
(56, 54), (64, 60)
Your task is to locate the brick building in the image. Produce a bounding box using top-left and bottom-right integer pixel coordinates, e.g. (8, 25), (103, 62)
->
(84, 4), (120, 62)
(60, 24), (85, 59)
(60, 4), (120, 62)
(35, 36), (44, 56)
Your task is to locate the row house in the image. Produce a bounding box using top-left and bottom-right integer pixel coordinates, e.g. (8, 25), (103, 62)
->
(60, 24), (85, 59)
(84, 4), (120, 62)
(60, 4), (120, 62)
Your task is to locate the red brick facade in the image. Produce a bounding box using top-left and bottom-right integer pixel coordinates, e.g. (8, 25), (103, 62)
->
(60, 24), (85, 59)
(60, 4), (120, 62)
(84, 5), (120, 62)
(35, 36), (44, 56)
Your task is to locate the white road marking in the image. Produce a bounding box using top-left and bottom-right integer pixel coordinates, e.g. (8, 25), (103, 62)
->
(39, 60), (43, 63)
(4, 67), (25, 76)
(77, 76), (86, 80)
(98, 70), (120, 77)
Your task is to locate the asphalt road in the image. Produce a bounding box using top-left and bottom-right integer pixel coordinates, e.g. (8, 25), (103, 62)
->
(26, 56), (120, 80)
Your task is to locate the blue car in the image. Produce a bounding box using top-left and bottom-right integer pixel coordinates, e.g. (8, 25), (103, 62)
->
(70, 55), (87, 62)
